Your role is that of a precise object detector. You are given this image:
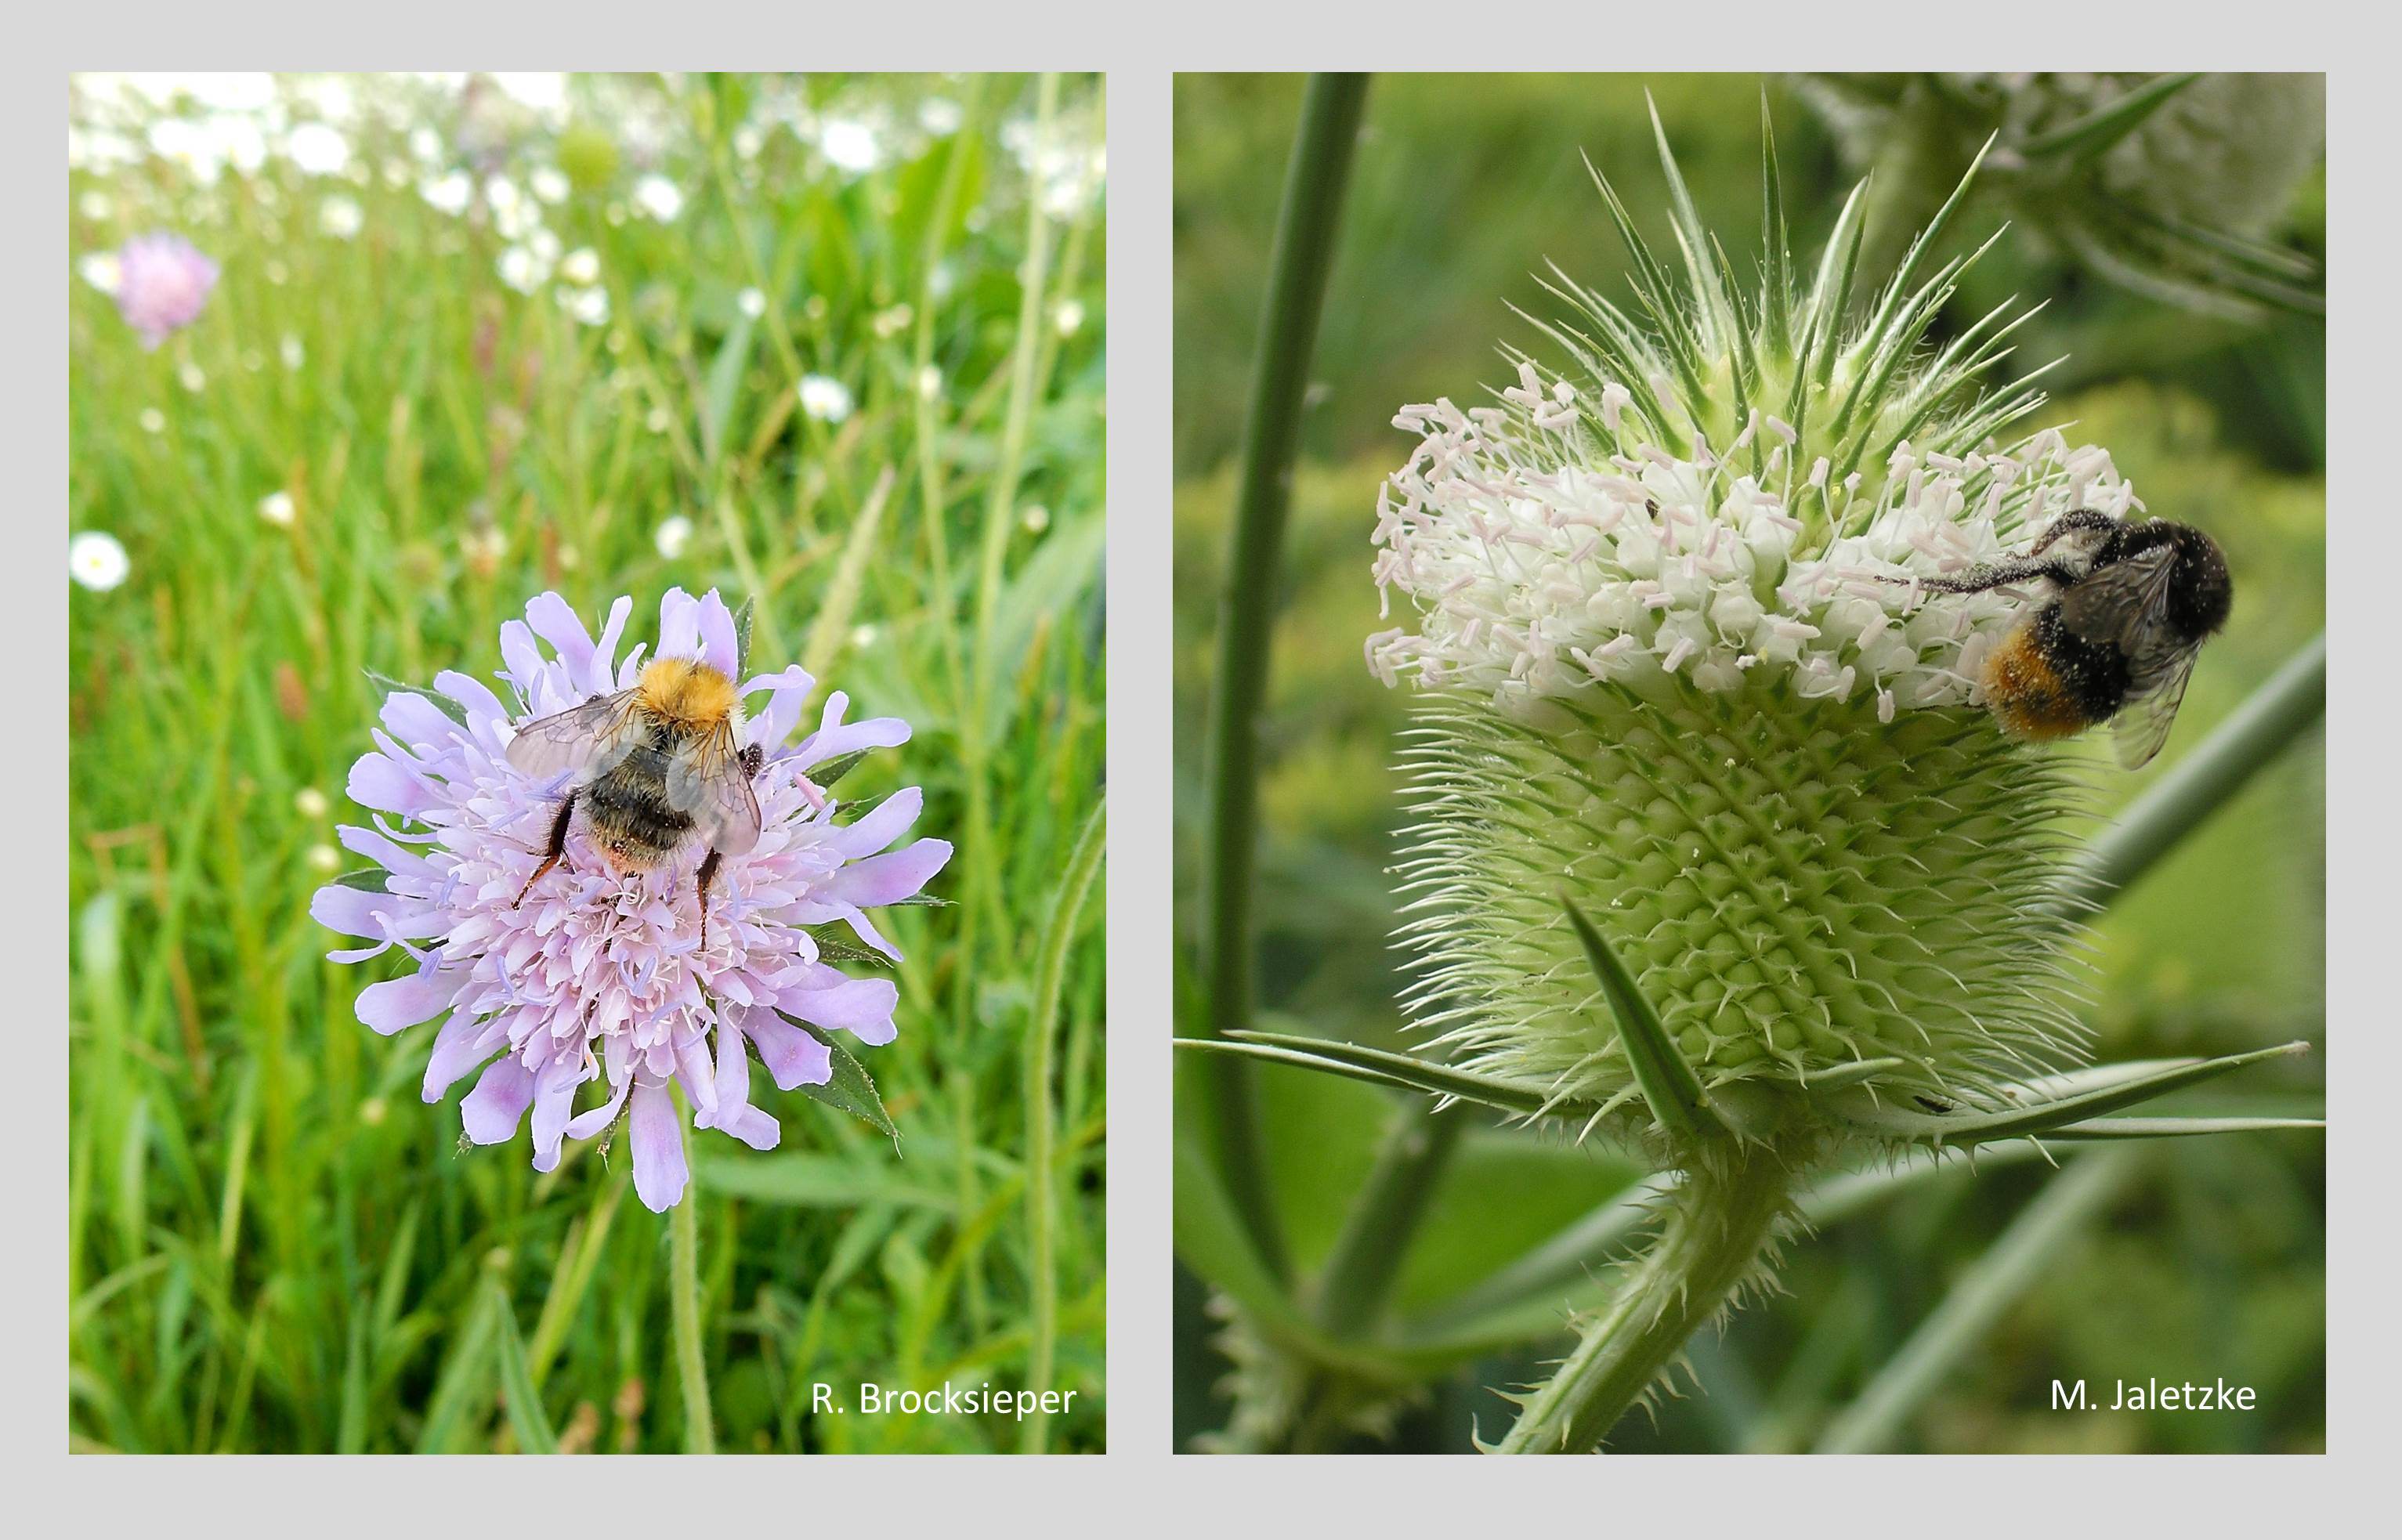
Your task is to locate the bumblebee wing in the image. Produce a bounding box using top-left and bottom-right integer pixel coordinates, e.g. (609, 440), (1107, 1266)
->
(2057, 546), (2180, 663)
(505, 691), (642, 786)
(2111, 645), (2201, 770)
(667, 722), (763, 856)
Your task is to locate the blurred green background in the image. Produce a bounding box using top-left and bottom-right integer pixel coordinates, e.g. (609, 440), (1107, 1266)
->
(1173, 74), (2321, 1453)
(69, 71), (1105, 1452)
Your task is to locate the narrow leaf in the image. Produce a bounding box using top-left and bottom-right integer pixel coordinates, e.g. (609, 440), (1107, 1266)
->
(2019, 73), (2201, 161)
(1178, 1032), (1555, 1120)
(1833, 1041), (2310, 1145)
(1561, 898), (1726, 1145)
(782, 1016), (901, 1148)
(365, 667), (469, 728)
(331, 868), (389, 893)
(488, 1280), (558, 1454)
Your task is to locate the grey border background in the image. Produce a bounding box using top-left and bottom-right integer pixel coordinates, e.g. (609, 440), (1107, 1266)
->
(16, 2), (2393, 1518)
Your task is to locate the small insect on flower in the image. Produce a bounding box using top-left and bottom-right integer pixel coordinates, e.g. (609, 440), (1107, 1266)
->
(508, 655), (761, 951)
(1905, 512), (2232, 767)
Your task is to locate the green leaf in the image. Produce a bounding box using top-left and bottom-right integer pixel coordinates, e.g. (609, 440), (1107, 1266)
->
(2038, 1115), (2324, 1141)
(781, 1016), (900, 1148)
(1561, 898), (1727, 1147)
(700, 309), (757, 463)
(803, 924), (895, 970)
(692, 1152), (951, 1210)
(331, 868), (389, 893)
(2018, 73), (2201, 161)
(800, 747), (874, 790)
(487, 1280), (557, 1454)
(1176, 1032), (1556, 1120)
(364, 667), (469, 728)
(1832, 1041), (2312, 1145)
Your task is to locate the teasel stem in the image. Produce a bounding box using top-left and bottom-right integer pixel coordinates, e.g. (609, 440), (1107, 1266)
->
(1494, 1145), (1795, 1454)
(1199, 71), (1370, 1282)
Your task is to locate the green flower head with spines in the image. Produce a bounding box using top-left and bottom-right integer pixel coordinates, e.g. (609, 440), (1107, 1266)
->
(1372, 99), (2128, 1145)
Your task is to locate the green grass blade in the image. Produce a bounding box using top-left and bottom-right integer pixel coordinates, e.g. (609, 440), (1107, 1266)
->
(669, 1141), (715, 1455)
(489, 1280), (559, 1455)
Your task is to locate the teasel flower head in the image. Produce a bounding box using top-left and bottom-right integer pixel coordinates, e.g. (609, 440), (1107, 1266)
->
(1794, 72), (2323, 320)
(1369, 109), (2118, 1159)
(313, 588), (950, 1210)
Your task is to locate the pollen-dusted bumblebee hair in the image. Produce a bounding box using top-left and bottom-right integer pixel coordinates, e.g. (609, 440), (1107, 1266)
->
(636, 655), (740, 731)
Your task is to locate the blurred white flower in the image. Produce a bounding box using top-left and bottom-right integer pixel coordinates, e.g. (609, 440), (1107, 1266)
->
(280, 334), (306, 371)
(497, 244), (550, 295)
(295, 786), (331, 819)
(1053, 298), (1085, 336)
(490, 72), (570, 119)
(70, 531), (130, 591)
(1022, 504), (1051, 534)
(139, 408), (166, 434)
(560, 284), (610, 327)
(306, 842), (342, 876)
(873, 303), (913, 338)
(653, 514), (695, 559)
(259, 490), (295, 526)
(633, 174), (684, 222)
(421, 170), (473, 216)
(178, 362), (206, 392)
(559, 247), (601, 285)
(530, 166), (570, 204)
(408, 126), (443, 164)
(318, 194), (364, 240)
(799, 374), (854, 423)
(78, 190), (112, 221)
(819, 117), (882, 175)
(287, 122), (351, 177)
(915, 365), (942, 400)
(738, 287), (767, 320)
(919, 99), (964, 136)
(77, 252), (123, 295)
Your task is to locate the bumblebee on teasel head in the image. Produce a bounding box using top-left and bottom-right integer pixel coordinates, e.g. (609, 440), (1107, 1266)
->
(1901, 511), (2232, 768)
(507, 652), (765, 948)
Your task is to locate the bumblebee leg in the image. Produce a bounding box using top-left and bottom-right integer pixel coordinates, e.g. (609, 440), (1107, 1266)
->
(1912, 556), (2082, 596)
(696, 848), (722, 953)
(515, 793), (577, 907)
(2028, 507), (2118, 557)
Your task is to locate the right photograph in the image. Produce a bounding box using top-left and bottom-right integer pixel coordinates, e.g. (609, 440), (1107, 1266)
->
(1173, 74), (2324, 1455)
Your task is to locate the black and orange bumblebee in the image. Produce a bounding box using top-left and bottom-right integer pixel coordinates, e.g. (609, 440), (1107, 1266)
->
(1912, 510), (2231, 768)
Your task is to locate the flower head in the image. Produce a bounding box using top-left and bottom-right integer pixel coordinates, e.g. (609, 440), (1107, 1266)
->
(112, 232), (218, 349)
(313, 589), (952, 1210)
(70, 530), (130, 591)
(1375, 117), (2104, 1137)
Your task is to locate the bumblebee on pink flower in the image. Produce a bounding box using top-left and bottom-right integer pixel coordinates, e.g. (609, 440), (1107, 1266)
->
(313, 587), (951, 1210)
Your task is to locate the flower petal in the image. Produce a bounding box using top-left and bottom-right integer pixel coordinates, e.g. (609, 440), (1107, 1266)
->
(423, 1010), (506, 1101)
(694, 589), (740, 676)
(722, 1105), (780, 1151)
(461, 1054), (536, 1144)
(628, 1080), (689, 1210)
(742, 1010), (833, 1090)
(826, 838), (953, 910)
(824, 786), (923, 859)
(657, 587), (701, 663)
(356, 968), (459, 1036)
(780, 973), (900, 1046)
(529, 1055), (588, 1171)
(563, 1075), (630, 1139)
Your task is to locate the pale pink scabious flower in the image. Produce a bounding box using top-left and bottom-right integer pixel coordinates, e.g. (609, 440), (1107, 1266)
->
(312, 589), (951, 1211)
(113, 231), (219, 349)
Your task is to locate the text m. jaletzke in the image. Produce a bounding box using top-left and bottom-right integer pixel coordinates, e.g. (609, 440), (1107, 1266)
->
(2051, 1378), (2258, 1412)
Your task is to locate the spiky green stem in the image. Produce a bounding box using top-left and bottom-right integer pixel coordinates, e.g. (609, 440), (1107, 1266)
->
(1494, 1148), (1792, 1454)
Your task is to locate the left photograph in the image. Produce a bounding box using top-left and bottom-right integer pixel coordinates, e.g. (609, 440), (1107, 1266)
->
(68, 72), (1106, 1453)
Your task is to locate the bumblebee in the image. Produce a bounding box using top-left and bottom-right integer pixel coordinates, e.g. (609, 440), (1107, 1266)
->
(505, 655), (763, 947)
(1913, 509), (2231, 768)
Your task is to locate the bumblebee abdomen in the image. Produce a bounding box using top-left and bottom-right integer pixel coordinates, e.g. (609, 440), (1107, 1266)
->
(583, 754), (695, 869)
(1983, 608), (2129, 741)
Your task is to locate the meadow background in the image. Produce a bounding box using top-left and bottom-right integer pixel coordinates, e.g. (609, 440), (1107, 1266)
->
(68, 71), (1106, 1453)
(1172, 74), (2323, 1453)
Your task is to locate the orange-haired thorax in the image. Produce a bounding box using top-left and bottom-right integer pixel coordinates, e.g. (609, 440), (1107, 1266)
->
(635, 656), (740, 734)
(1981, 624), (2094, 741)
